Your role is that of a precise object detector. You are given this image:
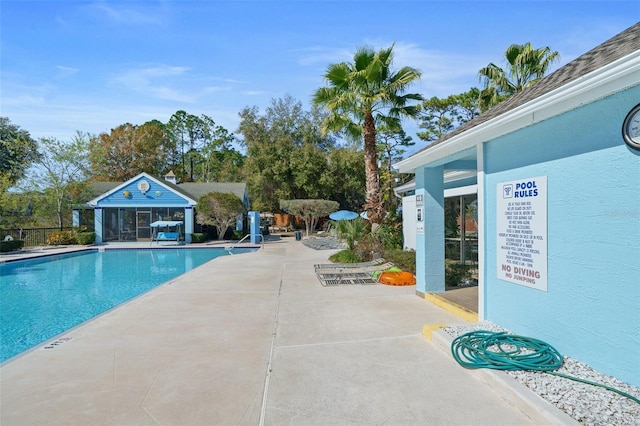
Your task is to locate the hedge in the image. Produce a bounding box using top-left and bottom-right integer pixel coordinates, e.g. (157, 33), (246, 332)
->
(0, 239), (25, 252)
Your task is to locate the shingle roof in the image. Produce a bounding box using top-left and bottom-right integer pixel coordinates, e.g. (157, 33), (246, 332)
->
(416, 22), (640, 153)
(173, 182), (248, 202)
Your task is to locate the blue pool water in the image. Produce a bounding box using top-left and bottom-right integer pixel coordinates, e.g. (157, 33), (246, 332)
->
(0, 248), (254, 362)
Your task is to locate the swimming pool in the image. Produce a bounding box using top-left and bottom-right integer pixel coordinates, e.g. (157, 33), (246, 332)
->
(0, 247), (255, 363)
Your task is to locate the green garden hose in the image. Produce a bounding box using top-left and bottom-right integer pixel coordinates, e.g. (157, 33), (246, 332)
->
(451, 330), (640, 405)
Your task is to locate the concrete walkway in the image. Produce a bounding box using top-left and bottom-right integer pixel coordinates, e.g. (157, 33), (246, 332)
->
(1, 238), (566, 425)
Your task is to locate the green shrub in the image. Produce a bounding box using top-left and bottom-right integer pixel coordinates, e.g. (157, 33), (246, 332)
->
(383, 249), (416, 274)
(46, 230), (77, 245)
(0, 239), (25, 252)
(76, 232), (96, 245)
(191, 233), (206, 243)
(334, 218), (369, 251)
(355, 232), (384, 261)
(377, 220), (403, 250)
(232, 230), (245, 240)
(445, 261), (473, 287)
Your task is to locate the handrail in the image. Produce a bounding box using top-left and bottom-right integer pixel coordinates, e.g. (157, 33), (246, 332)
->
(225, 233), (264, 253)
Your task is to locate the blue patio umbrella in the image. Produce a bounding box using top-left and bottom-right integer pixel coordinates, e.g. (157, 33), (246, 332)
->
(329, 210), (359, 221)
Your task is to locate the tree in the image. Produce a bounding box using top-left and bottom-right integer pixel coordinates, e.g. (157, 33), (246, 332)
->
(417, 89), (481, 143)
(279, 199), (338, 237)
(237, 95), (336, 211)
(313, 44), (423, 223)
(323, 148), (366, 212)
(0, 185), (45, 229)
(0, 117), (39, 192)
(204, 147), (245, 182)
(167, 110), (202, 181)
(376, 126), (414, 213)
(455, 88), (482, 123)
(89, 121), (170, 181)
(166, 111), (239, 182)
(27, 133), (90, 229)
(417, 96), (457, 143)
(478, 43), (559, 111)
(196, 192), (247, 240)
(198, 122), (242, 182)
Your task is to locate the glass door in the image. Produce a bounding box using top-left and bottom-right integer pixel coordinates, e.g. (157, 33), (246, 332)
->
(120, 209), (136, 241)
(136, 211), (151, 241)
(444, 195), (478, 287)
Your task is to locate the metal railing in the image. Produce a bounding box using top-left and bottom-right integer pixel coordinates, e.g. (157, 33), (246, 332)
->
(2, 227), (74, 247)
(224, 233), (264, 253)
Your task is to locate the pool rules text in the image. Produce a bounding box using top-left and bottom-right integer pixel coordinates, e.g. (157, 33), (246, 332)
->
(496, 176), (547, 291)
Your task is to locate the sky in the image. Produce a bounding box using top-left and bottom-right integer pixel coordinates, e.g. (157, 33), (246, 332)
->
(1, 1), (638, 155)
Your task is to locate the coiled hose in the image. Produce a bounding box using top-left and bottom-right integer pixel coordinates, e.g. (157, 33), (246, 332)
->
(451, 330), (640, 405)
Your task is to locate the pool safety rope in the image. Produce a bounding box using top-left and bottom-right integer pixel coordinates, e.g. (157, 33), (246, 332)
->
(451, 330), (640, 405)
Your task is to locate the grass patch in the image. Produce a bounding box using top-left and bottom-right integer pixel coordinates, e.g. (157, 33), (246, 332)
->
(328, 249), (363, 264)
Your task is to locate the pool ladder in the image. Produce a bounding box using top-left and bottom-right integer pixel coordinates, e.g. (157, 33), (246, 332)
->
(225, 233), (264, 253)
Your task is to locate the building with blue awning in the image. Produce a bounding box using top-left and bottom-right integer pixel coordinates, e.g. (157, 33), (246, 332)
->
(74, 171), (249, 244)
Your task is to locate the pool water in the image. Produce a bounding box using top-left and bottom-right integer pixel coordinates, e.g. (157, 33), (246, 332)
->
(0, 248), (254, 363)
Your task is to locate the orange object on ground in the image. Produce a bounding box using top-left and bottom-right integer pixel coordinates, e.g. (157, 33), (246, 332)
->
(378, 271), (416, 286)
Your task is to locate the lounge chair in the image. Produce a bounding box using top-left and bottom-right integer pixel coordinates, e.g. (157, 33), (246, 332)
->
(315, 261), (395, 286)
(314, 261), (395, 275)
(313, 258), (386, 270)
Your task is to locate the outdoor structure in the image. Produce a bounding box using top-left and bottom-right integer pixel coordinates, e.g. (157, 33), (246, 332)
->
(74, 172), (249, 244)
(394, 24), (640, 387)
(394, 171), (478, 255)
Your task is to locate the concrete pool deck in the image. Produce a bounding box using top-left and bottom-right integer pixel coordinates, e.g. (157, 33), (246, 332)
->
(0, 238), (572, 425)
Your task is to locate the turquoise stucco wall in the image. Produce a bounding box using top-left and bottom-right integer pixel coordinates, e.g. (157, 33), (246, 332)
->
(415, 166), (445, 293)
(483, 87), (640, 386)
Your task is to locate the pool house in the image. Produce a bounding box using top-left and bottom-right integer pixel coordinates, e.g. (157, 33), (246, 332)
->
(395, 24), (640, 386)
(75, 172), (249, 244)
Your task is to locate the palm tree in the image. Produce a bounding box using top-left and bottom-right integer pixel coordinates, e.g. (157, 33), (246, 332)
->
(313, 44), (423, 223)
(478, 43), (559, 111)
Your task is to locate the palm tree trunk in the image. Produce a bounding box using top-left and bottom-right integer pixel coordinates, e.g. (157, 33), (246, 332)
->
(363, 112), (384, 223)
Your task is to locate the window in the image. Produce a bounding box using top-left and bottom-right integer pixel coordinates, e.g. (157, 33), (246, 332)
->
(444, 195), (478, 286)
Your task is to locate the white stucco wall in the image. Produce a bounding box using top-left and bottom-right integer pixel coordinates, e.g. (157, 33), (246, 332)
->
(401, 195), (416, 250)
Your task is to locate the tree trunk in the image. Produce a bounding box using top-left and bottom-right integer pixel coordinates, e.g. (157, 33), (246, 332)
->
(57, 196), (63, 230)
(362, 112), (385, 223)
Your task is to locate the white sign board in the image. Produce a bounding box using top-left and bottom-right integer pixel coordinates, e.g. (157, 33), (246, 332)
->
(496, 176), (547, 291)
(416, 194), (424, 234)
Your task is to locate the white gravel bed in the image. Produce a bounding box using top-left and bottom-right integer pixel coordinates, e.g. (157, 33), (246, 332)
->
(443, 322), (640, 425)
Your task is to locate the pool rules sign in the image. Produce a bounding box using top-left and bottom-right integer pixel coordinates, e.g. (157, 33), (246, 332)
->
(497, 176), (547, 291)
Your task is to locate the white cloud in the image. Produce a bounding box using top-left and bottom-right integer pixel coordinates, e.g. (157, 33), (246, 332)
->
(2, 94), (47, 108)
(1, 78), (53, 108)
(297, 42), (486, 98)
(56, 66), (79, 78)
(202, 86), (233, 94)
(296, 46), (353, 67)
(82, 2), (166, 26)
(111, 65), (195, 102)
